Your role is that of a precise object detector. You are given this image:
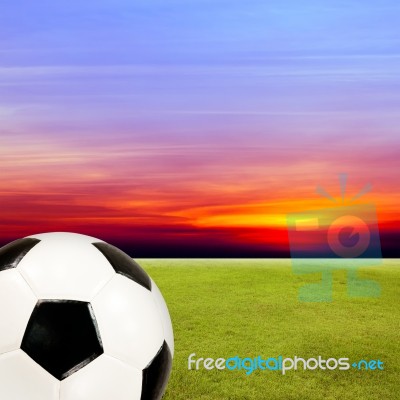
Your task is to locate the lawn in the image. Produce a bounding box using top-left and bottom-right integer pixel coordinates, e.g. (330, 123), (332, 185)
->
(139, 259), (400, 400)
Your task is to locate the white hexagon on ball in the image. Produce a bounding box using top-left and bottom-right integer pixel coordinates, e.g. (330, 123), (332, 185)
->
(0, 232), (174, 400)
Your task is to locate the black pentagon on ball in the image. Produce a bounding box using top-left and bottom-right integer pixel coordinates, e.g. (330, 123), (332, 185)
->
(0, 238), (40, 272)
(93, 242), (151, 291)
(21, 300), (103, 380)
(141, 341), (173, 400)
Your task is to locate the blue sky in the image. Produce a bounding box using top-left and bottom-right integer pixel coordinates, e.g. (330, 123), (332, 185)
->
(1, 0), (400, 128)
(2, 1), (399, 62)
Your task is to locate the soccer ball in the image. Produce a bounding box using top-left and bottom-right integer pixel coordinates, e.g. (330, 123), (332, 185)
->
(0, 232), (174, 400)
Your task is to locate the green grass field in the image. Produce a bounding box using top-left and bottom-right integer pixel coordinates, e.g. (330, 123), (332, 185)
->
(140, 259), (400, 400)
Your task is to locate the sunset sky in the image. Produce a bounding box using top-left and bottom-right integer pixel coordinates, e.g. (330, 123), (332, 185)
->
(1, 0), (399, 256)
